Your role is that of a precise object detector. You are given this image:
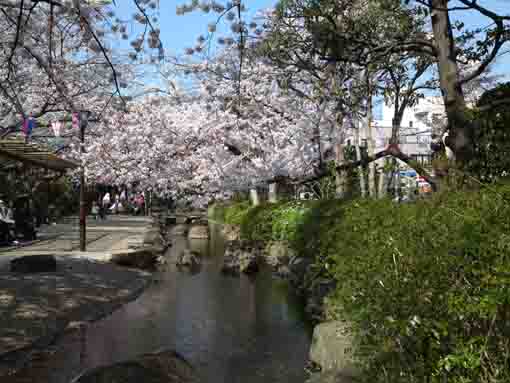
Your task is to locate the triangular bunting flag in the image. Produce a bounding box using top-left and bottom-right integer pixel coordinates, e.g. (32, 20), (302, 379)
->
(72, 112), (80, 130)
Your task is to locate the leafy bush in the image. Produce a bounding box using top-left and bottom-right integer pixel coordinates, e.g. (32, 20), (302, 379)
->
(238, 201), (310, 243)
(469, 82), (510, 182)
(223, 200), (314, 245)
(323, 187), (510, 383)
(222, 200), (251, 226)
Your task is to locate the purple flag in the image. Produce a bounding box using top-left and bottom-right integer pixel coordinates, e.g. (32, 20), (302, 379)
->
(72, 112), (80, 130)
(22, 117), (36, 137)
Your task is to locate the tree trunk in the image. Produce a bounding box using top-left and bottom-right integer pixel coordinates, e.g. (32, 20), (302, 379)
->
(334, 115), (347, 198)
(430, 0), (471, 165)
(332, 144), (437, 191)
(378, 164), (387, 198)
(335, 141), (347, 198)
(385, 116), (403, 199)
(366, 109), (377, 198)
(354, 123), (367, 197)
(144, 190), (150, 216)
(332, 111), (347, 198)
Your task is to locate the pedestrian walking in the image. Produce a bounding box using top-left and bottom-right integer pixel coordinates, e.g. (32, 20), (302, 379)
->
(91, 201), (99, 220)
(99, 201), (106, 220)
(102, 193), (111, 216)
(136, 194), (145, 216)
(102, 193), (111, 208)
(0, 200), (15, 244)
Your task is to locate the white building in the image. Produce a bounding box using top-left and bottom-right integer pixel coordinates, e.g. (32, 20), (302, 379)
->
(371, 96), (446, 166)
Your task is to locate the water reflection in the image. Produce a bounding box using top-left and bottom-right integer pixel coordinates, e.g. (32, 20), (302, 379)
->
(8, 223), (311, 383)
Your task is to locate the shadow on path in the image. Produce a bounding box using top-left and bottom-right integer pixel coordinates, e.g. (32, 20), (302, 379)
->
(0, 257), (151, 376)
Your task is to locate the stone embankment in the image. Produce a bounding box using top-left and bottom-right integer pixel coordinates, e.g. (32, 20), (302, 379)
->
(110, 223), (170, 270)
(307, 321), (359, 382)
(220, 225), (335, 322)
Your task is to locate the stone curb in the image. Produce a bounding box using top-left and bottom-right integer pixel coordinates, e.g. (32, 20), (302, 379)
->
(0, 234), (63, 253)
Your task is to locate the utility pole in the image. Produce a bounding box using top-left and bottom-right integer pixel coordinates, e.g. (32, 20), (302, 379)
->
(79, 111), (89, 252)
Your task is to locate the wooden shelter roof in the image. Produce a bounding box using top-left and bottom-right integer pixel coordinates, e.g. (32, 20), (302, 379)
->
(0, 139), (78, 172)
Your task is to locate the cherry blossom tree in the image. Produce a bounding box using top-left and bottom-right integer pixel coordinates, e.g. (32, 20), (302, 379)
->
(0, 0), (163, 137)
(274, 0), (510, 167)
(81, 43), (345, 205)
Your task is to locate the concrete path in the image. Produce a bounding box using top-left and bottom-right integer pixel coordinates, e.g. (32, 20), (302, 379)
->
(0, 215), (155, 376)
(0, 215), (153, 266)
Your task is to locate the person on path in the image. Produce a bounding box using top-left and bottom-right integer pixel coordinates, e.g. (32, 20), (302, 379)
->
(109, 194), (120, 214)
(102, 193), (111, 216)
(136, 194), (145, 216)
(117, 199), (125, 214)
(102, 193), (111, 209)
(91, 201), (99, 220)
(12, 196), (36, 241)
(0, 200), (15, 244)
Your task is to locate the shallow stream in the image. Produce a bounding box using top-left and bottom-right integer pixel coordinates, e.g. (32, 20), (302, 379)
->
(9, 223), (312, 383)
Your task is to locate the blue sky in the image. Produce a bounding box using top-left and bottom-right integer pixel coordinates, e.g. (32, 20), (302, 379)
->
(156, 0), (277, 56)
(114, 0), (276, 56)
(114, 0), (509, 85)
(447, 0), (509, 76)
(112, 0), (276, 87)
(141, 0), (508, 69)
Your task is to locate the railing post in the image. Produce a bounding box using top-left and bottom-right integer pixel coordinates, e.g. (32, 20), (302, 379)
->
(268, 182), (278, 203)
(79, 111), (89, 252)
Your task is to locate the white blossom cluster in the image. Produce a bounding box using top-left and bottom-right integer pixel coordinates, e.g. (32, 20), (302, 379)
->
(79, 48), (342, 206)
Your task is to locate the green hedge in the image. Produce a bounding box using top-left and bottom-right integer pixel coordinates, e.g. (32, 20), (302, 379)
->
(222, 187), (510, 383)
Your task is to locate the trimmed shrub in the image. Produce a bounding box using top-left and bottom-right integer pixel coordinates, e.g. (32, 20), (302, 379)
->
(222, 200), (251, 226)
(222, 200), (312, 244)
(323, 187), (510, 383)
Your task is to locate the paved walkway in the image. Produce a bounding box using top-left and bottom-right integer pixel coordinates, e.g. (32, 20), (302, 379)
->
(0, 216), (155, 376)
(0, 215), (153, 266)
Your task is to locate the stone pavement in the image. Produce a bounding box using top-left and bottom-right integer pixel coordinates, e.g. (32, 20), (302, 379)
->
(0, 215), (155, 376)
(0, 215), (153, 266)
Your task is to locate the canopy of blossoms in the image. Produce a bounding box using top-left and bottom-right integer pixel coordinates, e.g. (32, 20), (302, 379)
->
(81, 49), (345, 204)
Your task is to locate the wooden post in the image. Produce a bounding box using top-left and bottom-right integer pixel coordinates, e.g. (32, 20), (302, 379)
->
(144, 190), (150, 216)
(79, 111), (89, 252)
(249, 188), (260, 206)
(268, 182), (278, 203)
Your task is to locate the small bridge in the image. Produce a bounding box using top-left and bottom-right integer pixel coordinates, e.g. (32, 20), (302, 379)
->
(165, 211), (207, 225)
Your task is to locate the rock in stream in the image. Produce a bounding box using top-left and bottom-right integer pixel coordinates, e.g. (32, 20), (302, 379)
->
(10, 254), (57, 273)
(308, 321), (359, 381)
(221, 240), (263, 275)
(72, 349), (198, 383)
(176, 249), (201, 269)
(111, 247), (162, 270)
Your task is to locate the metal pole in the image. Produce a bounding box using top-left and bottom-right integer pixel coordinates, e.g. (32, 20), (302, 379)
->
(79, 111), (89, 252)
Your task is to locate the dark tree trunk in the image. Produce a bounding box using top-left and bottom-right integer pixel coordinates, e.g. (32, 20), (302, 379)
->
(430, 0), (473, 166)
